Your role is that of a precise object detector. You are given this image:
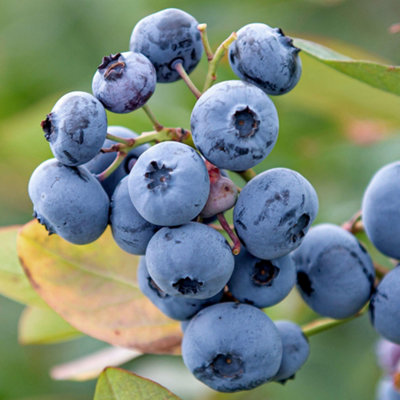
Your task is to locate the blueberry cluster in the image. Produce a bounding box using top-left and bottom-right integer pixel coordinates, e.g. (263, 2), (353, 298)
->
(27, 7), (391, 395)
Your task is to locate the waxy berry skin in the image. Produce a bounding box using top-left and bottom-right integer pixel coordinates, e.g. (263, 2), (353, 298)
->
(41, 91), (107, 166)
(273, 320), (310, 383)
(233, 168), (318, 260)
(191, 80), (279, 171)
(182, 302), (283, 392)
(92, 51), (156, 113)
(138, 257), (223, 321)
(362, 161), (400, 260)
(128, 141), (210, 227)
(110, 177), (158, 255)
(293, 224), (375, 319)
(370, 266), (400, 344)
(129, 8), (203, 83)
(229, 23), (302, 95)
(28, 159), (109, 244)
(145, 222), (234, 300)
(228, 247), (296, 308)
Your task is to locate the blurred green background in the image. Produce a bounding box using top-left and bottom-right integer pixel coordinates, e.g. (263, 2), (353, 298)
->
(1, 0), (400, 399)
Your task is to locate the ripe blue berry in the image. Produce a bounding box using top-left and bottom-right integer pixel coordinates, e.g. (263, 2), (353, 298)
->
(228, 247), (296, 308)
(370, 266), (400, 344)
(138, 257), (223, 321)
(294, 224), (375, 319)
(28, 159), (109, 244)
(233, 168), (318, 259)
(145, 222), (234, 299)
(41, 91), (107, 166)
(191, 80), (279, 171)
(129, 8), (203, 83)
(128, 142), (210, 226)
(273, 320), (310, 383)
(229, 24), (302, 95)
(362, 161), (400, 259)
(83, 126), (149, 198)
(92, 52), (156, 113)
(110, 177), (158, 255)
(182, 302), (283, 392)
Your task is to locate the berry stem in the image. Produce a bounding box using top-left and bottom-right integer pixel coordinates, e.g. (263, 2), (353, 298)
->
(237, 168), (257, 182)
(96, 151), (126, 181)
(374, 262), (391, 279)
(105, 133), (135, 146)
(203, 31), (237, 92)
(198, 23), (214, 61)
(302, 305), (368, 337)
(142, 104), (164, 132)
(342, 210), (363, 234)
(174, 62), (202, 99)
(217, 213), (241, 255)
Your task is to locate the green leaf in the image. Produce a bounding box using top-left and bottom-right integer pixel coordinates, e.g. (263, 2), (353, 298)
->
(18, 306), (82, 345)
(94, 367), (181, 400)
(0, 225), (45, 306)
(294, 38), (400, 96)
(17, 220), (182, 354)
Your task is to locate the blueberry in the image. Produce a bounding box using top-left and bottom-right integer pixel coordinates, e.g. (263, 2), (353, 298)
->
(293, 223), (375, 319)
(92, 52), (156, 113)
(376, 377), (400, 400)
(370, 266), (400, 344)
(83, 126), (149, 198)
(273, 320), (310, 383)
(128, 142), (210, 226)
(182, 302), (283, 392)
(362, 161), (400, 259)
(191, 80), (279, 171)
(229, 24), (302, 95)
(129, 8), (203, 83)
(145, 222), (234, 299)
(28, 159), (109, 244)
(41, 91), (108, 166)
(138, 256), (223, 321)
(228, 247), (296, 308)
(110, 177), (158, 255)
(233, 168), (318, 259)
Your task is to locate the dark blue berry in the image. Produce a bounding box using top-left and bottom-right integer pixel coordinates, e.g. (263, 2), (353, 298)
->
(229, 24), (301, 95)
(191, 80), (279, 171)
(41, 91), (107, 166)
(138, 256), (223, 321)
(28, 159), (109, 244)
(129, 8), (203, 83)
(294, 223), (375, 319)
(182, 302), (283, 392)
(92, 52), (156, 113)
(233, 168), (318, 259)
(145, 222), (234, 299)
(128, 142), (210, 226)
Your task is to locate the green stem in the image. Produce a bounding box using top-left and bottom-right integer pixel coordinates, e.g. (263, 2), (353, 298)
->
(97, 151), (126, 181)
(302, 306), (368, 338)
(198, 23), (214, 61)
(105, 133), (134, 146)
(174, 62), (202, 99)
(203, 32), (237, 92)
(99, 127), (196, 177)
(237, 168), (257, 182)
(142, 104), (163, 131)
